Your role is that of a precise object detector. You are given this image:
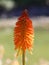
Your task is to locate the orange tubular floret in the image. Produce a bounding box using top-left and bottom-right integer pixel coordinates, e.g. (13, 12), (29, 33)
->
(14, 9), (34, 53)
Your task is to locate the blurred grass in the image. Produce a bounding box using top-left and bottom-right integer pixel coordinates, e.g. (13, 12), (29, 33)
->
(0, 27), (49, 65)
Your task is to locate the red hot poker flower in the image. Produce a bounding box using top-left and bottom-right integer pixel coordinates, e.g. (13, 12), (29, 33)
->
(14, 9), (34, 53)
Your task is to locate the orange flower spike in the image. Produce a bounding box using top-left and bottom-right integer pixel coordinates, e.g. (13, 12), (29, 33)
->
(14, 9), (34, 53)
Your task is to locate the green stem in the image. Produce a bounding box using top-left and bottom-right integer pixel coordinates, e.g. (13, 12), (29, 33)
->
(22, 50), (25, 65)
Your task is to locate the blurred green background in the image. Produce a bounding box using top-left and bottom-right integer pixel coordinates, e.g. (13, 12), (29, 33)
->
(0, 26), (49, 65)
